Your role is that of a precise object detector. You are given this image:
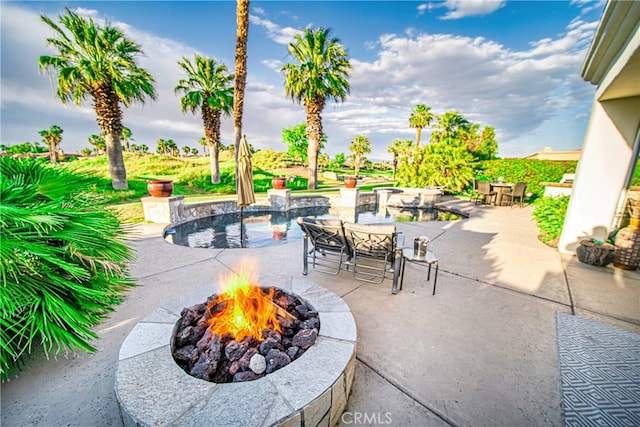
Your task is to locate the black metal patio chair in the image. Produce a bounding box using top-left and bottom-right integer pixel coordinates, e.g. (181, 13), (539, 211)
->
(343, 222), (405, 294)
(297, 217), (351, 275)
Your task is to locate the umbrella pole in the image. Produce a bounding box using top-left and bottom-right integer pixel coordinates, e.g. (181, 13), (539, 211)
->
(240, 207), (244, 248)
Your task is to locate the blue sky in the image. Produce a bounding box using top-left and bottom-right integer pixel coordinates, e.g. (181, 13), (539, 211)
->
(1, 0), (607, 160)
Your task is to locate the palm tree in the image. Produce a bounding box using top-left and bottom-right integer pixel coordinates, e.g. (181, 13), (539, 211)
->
(409, 104), (434, 149)
(156, 138), (168, 155)
(233, 0), (250, 188)
(0, 156), (134, 379)
(167, 139), (179, 157)
(431, 110), (470, 143)
(349, 135), (371, 177)
(182, 146), (191, 157)
(198, 136), (208, 155)
(175, 54), (233, 184)
(387, 138), (413, 179)
(121, 127), (133, 152)
(87, 134), (106, 156)
(39, 125), (63, 164)
(140, 144), (149, 154)
(281, 27), (351, 189)
(38, 8), (156, 190)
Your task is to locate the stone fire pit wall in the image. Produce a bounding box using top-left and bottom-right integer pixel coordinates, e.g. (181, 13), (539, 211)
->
(115, 277), (357, 426)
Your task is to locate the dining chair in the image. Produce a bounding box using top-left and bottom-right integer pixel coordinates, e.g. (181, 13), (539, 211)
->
(502, 182), (528, 207)
(470, 179), (479, 201)
(475, 180), (497, 205)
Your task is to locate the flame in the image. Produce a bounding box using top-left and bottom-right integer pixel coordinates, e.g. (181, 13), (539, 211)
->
(207, 261), (282, 342)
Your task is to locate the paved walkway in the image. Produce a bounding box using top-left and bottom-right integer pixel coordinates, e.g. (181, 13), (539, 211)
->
(2, 198), (639, 426)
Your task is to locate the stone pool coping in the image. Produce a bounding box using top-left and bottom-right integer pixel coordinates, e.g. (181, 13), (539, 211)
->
(115, 276), (357, 426)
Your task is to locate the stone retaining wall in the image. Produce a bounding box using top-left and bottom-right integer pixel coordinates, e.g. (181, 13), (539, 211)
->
(142, 189), (379, 224)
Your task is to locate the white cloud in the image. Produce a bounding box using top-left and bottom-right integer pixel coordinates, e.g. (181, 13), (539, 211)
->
(249, 14), (301, 46)
(0, 2), (600, 160)
(440, 0), (506, 20)
(328, 15), (599, 157)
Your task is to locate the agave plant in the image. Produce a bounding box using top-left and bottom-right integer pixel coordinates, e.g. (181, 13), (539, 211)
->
(0, 157), (135, 380)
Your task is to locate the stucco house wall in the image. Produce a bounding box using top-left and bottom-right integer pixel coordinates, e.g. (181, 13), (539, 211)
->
(558, 0), (640, 255)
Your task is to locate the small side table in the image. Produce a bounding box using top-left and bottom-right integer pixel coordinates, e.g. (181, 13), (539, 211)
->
(400, 248), (439, 295)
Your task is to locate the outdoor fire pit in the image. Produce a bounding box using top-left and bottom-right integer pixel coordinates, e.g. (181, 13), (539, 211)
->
(171, 266), (321, 383)
(115, 273), (356, 426)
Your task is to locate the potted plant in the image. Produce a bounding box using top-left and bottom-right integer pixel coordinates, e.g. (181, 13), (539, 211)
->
(147, 179), (174, 197)
(271, 176), (287, 190)
(344, 176), (357, 188)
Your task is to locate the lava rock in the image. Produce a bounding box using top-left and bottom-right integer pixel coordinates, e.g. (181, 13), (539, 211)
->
(175, 325), (208, 347)
(173, 344), (195, 364)
(262, 329), (281, 342)
(213, 360), (233, 383)
(286, 346), (299, 361)
(265, 349), (291, 374)
(238, 348), (258, 370)
(228, 360), (241, 375)
(249, 353), (267, 374)
(190, 350), (219, 381)
(233, 371), (262, 382)
(258, 337), (279, 355)
(225, 340), (248, 362)
(303, 317), (320, 330)
(179, 307), (199, 328)
(196, 328), (216, 349)
(292, 328), (318, 350)
(294, 304), (310, 319)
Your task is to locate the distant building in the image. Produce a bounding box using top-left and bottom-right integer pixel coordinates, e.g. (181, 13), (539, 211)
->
(524, 147), (582, 161)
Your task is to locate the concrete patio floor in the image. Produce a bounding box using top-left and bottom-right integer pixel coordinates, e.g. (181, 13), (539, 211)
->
(2, 197), (639, 426)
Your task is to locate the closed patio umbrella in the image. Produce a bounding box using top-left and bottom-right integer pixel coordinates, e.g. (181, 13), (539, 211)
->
(237, 134), (255, 247)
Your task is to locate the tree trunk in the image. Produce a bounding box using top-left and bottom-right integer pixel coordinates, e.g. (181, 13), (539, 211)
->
(305, 100), (324, 190)
(209, 144), (220, 184)
(202, 105), (221, 185)
(233, 0), (250, 191)
(93, 82), (128, 190)
(48, 142), (57, 164)
(415, 127), (422, 149)
(104, 132), (128, 189)
(354, 153), (361, 177)
(392, 156), (398, 179)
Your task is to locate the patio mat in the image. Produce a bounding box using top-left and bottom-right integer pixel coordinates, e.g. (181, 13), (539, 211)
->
(556, 312), (640, 426)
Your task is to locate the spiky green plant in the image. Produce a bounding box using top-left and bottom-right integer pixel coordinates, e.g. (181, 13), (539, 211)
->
(532, 195), (570, 246)
(0, 157), (135, 380)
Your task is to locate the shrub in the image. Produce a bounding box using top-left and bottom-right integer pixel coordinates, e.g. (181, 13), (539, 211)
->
(0, 157), (135, 379)
(475, 159), (577, 200)
(252, 149), (294, 170)
(532, 195), (570, 246)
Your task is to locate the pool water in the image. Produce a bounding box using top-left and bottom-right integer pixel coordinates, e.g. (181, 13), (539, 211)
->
(165, 204), (462, 249)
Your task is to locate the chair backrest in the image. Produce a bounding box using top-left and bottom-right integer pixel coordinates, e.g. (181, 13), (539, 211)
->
(343, 222), (398, 262)
(477, 180), (491, 193)
(296, 217), (349, 255)
(473, 179), (480, 191)
(513, 182), (527, 196)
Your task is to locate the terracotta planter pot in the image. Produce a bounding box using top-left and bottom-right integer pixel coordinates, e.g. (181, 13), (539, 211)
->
(147, 180), (174, 197)
(271, 177), (287, 190)
(344, 176), (357, 188)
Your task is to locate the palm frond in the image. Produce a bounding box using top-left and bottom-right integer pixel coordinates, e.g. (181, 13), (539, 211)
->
(0, 157), (135, 380)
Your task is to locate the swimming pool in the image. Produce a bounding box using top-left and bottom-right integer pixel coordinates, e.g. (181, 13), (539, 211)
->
(165, 204), (462, 249)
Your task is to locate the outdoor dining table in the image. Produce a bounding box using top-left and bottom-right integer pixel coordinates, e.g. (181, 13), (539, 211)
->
(490, 182), (514, 206)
